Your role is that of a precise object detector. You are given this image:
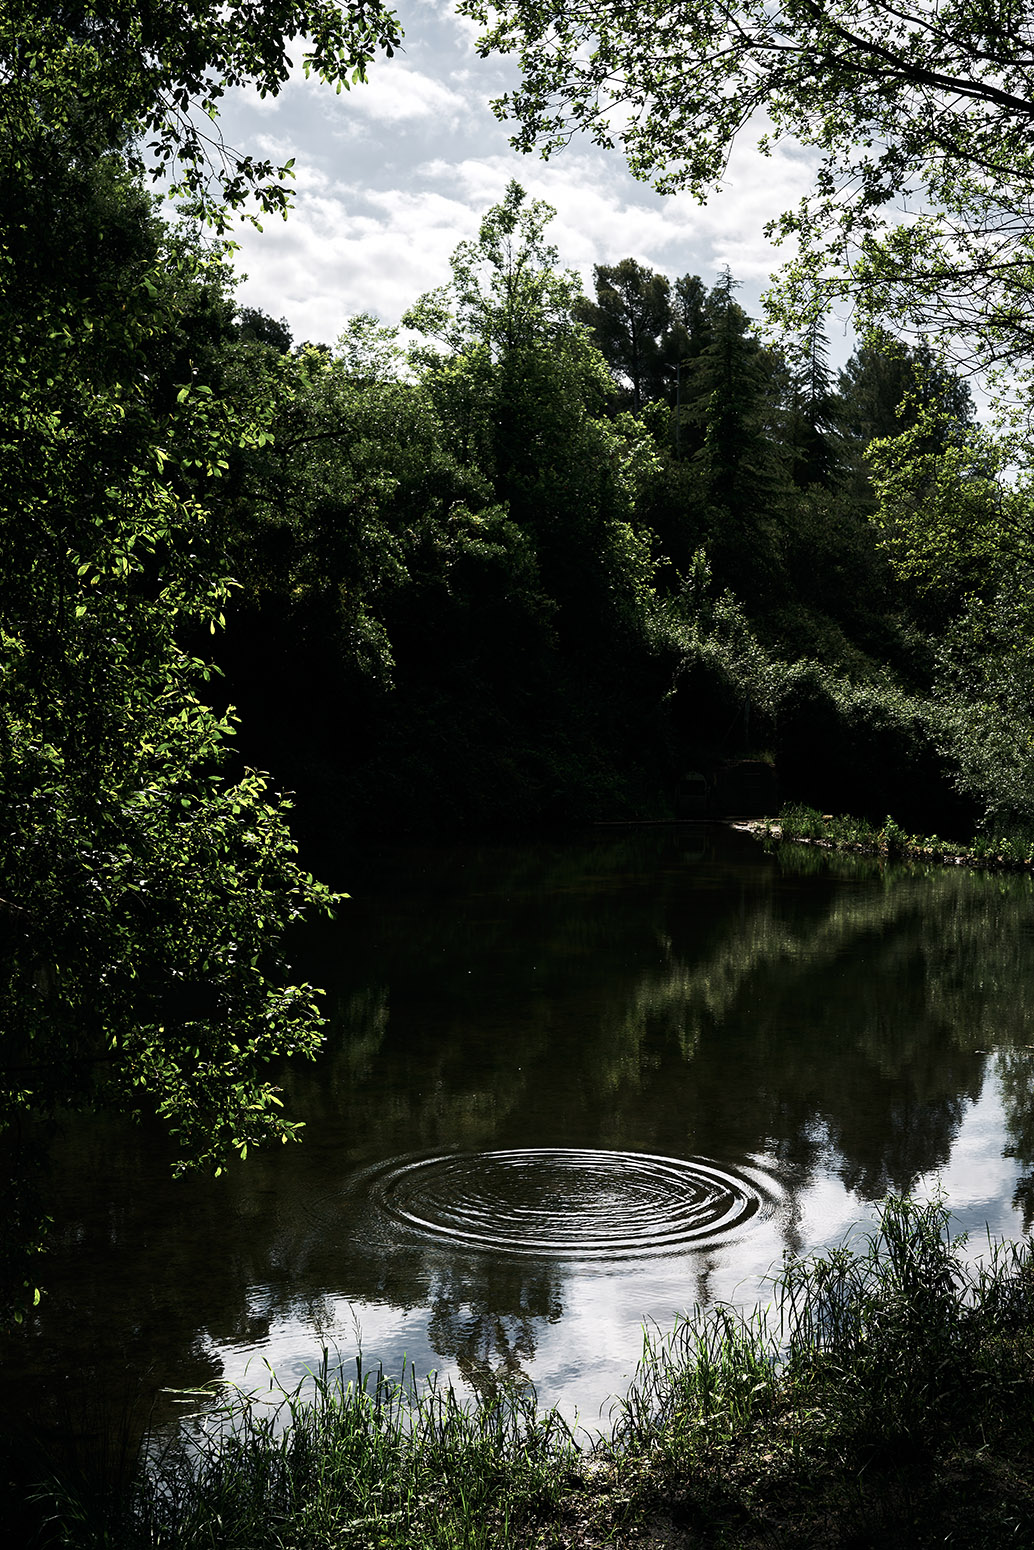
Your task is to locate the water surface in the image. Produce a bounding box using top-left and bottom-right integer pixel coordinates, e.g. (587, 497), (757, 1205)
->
(6, 825), (1034, 1442)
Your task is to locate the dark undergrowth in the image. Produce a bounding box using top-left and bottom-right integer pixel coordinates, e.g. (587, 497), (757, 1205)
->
(21, 1196), (1034, 1548)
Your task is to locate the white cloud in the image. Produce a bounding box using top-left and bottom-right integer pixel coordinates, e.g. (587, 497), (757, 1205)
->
(332, 63), (473, 128)
(215, 6), (827, 349)
(230, 174), (485, 341)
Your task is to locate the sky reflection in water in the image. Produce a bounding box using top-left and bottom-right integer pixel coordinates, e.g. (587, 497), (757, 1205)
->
(211, 1065), (1026, 1431)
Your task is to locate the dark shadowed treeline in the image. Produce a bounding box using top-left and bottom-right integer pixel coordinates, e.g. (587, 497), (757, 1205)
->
(178, 183), (1025, 856)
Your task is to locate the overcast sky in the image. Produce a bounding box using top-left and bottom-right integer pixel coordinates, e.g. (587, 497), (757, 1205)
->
(215, 0), (828, 353)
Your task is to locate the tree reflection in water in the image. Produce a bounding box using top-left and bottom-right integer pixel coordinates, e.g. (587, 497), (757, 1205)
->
(427, 1260), (563, 1400)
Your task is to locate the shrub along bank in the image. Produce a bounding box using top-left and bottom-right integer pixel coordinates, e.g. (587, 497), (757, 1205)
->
(30, 1196), (1034, 1549)
(767, 804), (1034, 871)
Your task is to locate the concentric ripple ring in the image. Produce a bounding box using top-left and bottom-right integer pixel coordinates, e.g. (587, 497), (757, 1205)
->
(363, 1149), (775, 1258)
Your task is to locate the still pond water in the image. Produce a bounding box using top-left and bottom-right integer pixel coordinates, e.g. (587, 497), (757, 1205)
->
(8, 824), (1034, 1441)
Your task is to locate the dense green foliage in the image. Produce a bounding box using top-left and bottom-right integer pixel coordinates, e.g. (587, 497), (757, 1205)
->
(446, 0), (1034, 842)
(0, 0), (401, 1318)
(206, 211), (1006, 848)
(9, 4), (1034, 1542)
(4, 0), (401, 226)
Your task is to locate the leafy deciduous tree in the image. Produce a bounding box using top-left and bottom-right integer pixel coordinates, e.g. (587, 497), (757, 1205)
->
(404, 182), (657, 642)
(0, 0), (404, 1317)
(4, 0), (402, 227)
(461, 0), (1034, 383)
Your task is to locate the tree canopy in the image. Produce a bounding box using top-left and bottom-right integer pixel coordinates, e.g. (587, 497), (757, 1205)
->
(460, 0), (1034, 382)
(3, 0), (402, 226)
(404, 182), (657, 643)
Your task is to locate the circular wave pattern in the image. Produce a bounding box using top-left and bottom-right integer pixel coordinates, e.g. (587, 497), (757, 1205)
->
(366, 1149), (774, 1259)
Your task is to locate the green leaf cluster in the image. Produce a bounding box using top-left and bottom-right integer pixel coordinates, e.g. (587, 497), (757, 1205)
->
(4, 0), (402, 228)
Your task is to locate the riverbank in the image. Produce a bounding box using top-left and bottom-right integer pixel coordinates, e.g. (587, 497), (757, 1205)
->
(740, 804), (1034, 872)
(29, 1195), (1034, 1548)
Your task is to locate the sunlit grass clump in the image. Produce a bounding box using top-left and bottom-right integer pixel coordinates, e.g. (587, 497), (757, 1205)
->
(776, 802), (1034, 869)
(99, 1361), (578, 1549)
(613, 1194), (1034, 1545)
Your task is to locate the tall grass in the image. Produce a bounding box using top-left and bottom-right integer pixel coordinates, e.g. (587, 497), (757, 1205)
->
(36, 1356), (578, 1549)
(620, 1195), (1034, 1452)
(613, 1195), (1034, 1544)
